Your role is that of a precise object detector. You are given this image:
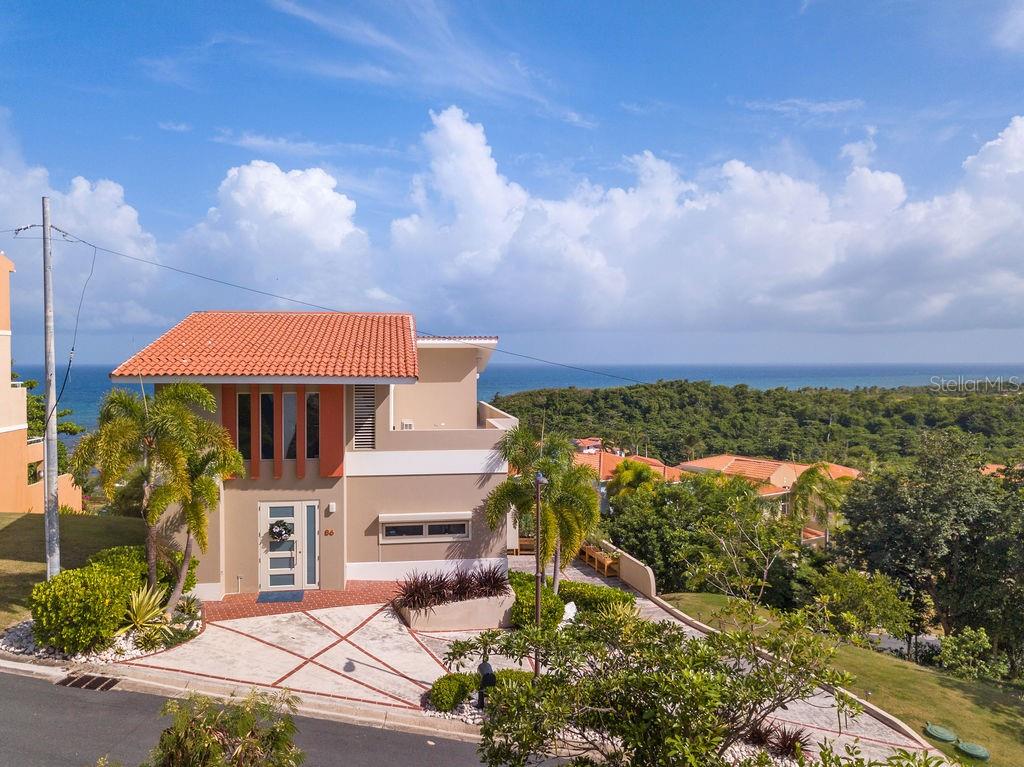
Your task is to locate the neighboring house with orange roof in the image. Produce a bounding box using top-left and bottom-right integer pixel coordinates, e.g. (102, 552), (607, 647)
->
(574, 436), (604, 454)
(574, 449), (684, 482)
(111, 311), (517, 600)
(0, 253), (82, 514)
(677, 454), (861, 545)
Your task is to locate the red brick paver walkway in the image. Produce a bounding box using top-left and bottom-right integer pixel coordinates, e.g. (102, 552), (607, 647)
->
(203, 581), (400, 621)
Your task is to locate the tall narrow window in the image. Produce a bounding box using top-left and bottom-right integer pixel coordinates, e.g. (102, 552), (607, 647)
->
(283, 392), (297, 459)
(305, 392), (320, 459)
(353, 385), (376, 449)
(237, 393), (251, 460)
(260, 392), (275, 460)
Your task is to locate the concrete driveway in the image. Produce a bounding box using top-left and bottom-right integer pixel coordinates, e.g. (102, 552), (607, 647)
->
(120, 603), (509, 711)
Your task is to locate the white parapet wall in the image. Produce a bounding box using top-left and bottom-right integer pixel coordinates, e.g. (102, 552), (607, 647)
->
(600, 540), (657, 598)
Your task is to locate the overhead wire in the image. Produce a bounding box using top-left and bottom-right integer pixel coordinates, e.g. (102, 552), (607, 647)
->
(22, 226), (650, 387)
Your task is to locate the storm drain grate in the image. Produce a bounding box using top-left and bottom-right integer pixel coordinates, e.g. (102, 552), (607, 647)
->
(56, 674), (119, 691)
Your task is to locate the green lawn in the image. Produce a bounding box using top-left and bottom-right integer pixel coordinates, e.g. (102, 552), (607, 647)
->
(664, 592), (1024, 767)
(0, 512), (146, 629)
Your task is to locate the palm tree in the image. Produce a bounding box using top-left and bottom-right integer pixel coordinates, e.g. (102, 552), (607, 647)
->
(788, 462), (851, 549)
(606, 458), (660, 501)
(71, 383), (219, 589)
(485, 426), (600, 594)
(164, 417), (244, 615)
(542, 460), (600, 594)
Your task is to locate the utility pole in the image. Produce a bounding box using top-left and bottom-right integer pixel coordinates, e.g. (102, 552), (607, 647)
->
(533, 471), (548, 678)
(42, 196), (60, 579)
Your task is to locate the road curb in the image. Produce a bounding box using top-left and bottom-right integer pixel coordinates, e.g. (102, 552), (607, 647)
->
(0, 657), (67, 682)
(111, 664), (482, 743)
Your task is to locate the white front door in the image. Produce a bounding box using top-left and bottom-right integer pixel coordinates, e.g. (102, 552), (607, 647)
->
(258, 501), (320, 591)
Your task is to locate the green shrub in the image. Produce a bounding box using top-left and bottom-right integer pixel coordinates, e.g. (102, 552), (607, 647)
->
(88, 545), (198, 594)
(495, 669), (534, 689)
(554, 579), (634, 617)
(937, 626), (1006, 680)
(508, 571), (564, 629)
(144, 691), (303, 766)
(429, 673), (479, 712)
(30, 563), (136, 654)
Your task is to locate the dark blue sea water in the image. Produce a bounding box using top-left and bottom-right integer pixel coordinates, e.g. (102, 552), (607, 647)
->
(16, 362), (1024, 433)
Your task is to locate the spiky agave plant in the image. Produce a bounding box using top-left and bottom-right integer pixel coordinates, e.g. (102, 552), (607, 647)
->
(117, 584), (170, 638)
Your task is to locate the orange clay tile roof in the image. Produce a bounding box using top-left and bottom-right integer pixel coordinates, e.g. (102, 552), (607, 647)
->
(573, 451), (685, 482)
(678, 454), (861, 484)
(111, 311), (419, 380)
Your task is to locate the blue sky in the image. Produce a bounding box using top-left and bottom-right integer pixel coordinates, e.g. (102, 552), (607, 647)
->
(3, 0), (1024, 366)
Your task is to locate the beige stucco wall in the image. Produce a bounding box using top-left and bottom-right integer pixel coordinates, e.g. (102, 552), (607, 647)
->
(391, 347), (479, 430)
(219, 461), (346, 594)
(346, 473), (506, 564)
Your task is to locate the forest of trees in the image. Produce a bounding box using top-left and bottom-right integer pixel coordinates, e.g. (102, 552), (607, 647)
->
(492, 379), (1024, 469)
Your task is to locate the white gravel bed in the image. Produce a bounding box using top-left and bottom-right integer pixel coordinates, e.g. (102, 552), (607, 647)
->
(0, 619), (196, 664)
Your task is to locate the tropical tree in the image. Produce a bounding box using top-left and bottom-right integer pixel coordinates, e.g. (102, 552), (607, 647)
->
(606, 458), (661, 504)
(543, 459), (600, 593)
(71, 383), (221, 589)
(164, 417), (244, 615)
(485, 426), (600, 594)
(789, 462), (852, 548)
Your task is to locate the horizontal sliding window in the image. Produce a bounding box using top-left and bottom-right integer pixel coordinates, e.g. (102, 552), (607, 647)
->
(380, 519), (471, 543)
(383, 524), (423, 538)
(237, 393), (251, 460)
(427, 522), (467, 537)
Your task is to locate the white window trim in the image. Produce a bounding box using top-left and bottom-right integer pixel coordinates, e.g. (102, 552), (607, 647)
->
(378, 512), (472, 544)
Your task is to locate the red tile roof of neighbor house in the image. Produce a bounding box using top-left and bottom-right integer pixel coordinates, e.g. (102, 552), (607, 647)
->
(111, 311), (420, 380)
(574, 451), (685, 482)
(575, 437), (604, 449)
(677, 454), (860, 487)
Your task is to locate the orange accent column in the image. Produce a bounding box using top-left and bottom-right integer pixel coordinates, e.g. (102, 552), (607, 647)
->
(319, 385), (344, 478)
(295, 385), (306, 479)
(249, 386), (261, 479)
(273, 385), (283, 479)
(221, 385), (237, 445)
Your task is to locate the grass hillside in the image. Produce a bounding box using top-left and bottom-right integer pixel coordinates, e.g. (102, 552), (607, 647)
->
(665, 592), (1024, 767)
(0, 513), (146, 628)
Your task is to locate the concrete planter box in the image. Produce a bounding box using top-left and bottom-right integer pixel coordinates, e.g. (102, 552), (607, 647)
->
(397, 591), (515, 631)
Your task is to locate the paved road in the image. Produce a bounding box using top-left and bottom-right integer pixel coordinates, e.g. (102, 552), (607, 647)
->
(0, 672), (482, 767)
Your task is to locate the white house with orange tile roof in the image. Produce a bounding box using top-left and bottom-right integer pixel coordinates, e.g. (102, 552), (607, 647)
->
(111, 310), (517, 600)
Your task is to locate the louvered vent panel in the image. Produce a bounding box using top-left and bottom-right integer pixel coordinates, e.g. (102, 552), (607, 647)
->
(353, 385), (376, 449)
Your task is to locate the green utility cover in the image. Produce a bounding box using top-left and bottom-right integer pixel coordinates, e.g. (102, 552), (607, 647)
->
(924, 723), (957, 742)
(956, 741), (991, 761)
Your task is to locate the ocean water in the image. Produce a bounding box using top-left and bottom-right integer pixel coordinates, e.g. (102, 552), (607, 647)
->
(15, 362), (1024, 433)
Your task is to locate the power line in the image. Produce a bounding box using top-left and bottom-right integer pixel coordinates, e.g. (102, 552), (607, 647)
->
(44, 241), (98, 427)
(23, 226), (649, 387)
